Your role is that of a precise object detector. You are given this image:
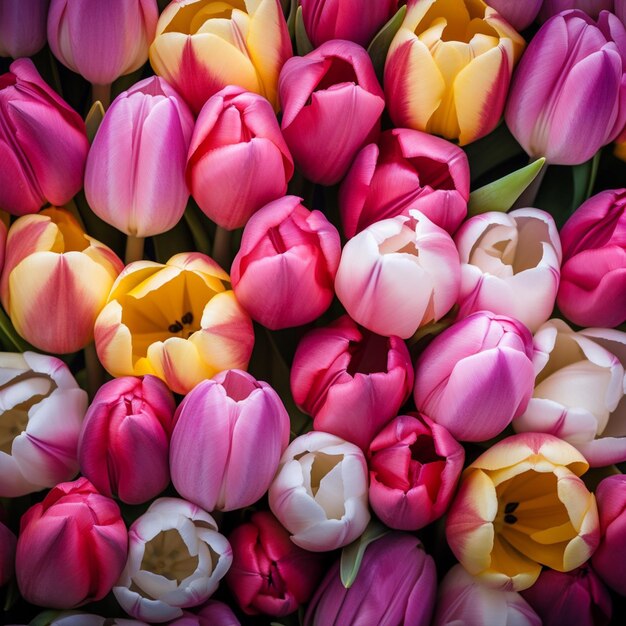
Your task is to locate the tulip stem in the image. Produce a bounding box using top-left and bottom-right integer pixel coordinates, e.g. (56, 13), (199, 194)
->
(92, 83), (112, 109)
(212, 226), (232, 270)
(125, 235), (145, 265)
(85, 342), (104, 400)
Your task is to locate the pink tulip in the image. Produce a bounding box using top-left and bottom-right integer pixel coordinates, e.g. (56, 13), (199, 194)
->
(291, 315), (414, 451)
(78, 376), (176, 505)
(230, 196), (341, 329)
(226, 512), (325, 616)
(85, 77), (194, 238)
(169, 602), (240, 626)
(47, 0), (158, 86)
(335, 210), (460, 339)
(304, 533), (436, 626)
(279, 39), (385, 185)
(0, 520), (16, 587)
(484, 0), (542, 30)
(186, 86), (294, 230)
(540, 0), (614, 21)
(0, 58), (89, 216)
(617, 0), (626, 23)
(505, 10), (626, 165)
(557, 189), (626, 327)
(301, 0), (399, 48)
(339, 128), (470, 238)
(368, 414), (464, 530)
(414, 311), (535, 442)
(0, 0), (49, 58)
(16, 477), (127, 608)
(170, 370), (290, 512)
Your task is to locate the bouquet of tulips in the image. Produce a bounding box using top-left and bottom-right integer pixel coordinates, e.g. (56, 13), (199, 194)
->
(1, 0), (626, 624)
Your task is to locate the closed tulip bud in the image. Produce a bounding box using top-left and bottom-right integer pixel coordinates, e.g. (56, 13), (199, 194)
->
(0, 521), (16, 587)
(16, 478), (128, 608)
(506, 10), (626, 165)
(231, 196), (341, 329)
(85, 77), (194, 238)
(484, 0), (542, 30)
(150, 0), (291, 114)
(415, 311), (535, 442)
(592, 474), (626, 594)
(433, 564), (541, 626)
(368, 414), (465, 530)
(47, 0), (158, 86)
(0, 59), (89, 216)
(187, 87), (293, 231)
(0, 351), (87, 497)
(540, 0), (614, 22)
(94, 253), (254, 395)
(291, 315), (414, 451)
(335, 209), (460, 339)
(279, 40), (385, 185)
(384, 0), (525, 145)
(340, 129), (470, 239)
(226, 512), (325, 616)
(1, 208), (124, 354)
(113, 497), (232, 623)
(513, 320), (626, 467)
(168, 602), (240, 625)
(617, 0), (626, 23)
(455, 208), (562, 332)
(446, 433), (600, 591)
(557, 189), (626, 327)
(0, 0), (49, 58)
(304, 533), (437, 626)
(301, 0), (399, 48)
(78, 376), (176, 505)
(268, 431), (370, 552)
(170, 370), (289, 512)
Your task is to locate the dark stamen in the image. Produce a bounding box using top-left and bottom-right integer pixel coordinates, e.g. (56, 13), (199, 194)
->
(504, 514), (518, 525)
(505, 502), (519, 514)
(168, 321), (183, 333)
(182, 311), (193, 325)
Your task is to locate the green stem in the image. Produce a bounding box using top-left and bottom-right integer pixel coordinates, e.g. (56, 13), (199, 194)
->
(212, 226), (232, 270)
(125, 235), (145, 265)
(92, 83), (112, 109)
(183, 207), (212, 255)
(84, 342), (104, 400)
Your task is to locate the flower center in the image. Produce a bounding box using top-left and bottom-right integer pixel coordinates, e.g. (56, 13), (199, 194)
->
(140, 529), (199, 585)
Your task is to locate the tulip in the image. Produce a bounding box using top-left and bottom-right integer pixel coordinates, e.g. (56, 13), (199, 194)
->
(433, 564), (541, 626)
(506, 10), (626, 165)
(94, 253), (254, 395)
(446, 433), (600, 591)
(226, 511), (325, 616)
(557, 189), (626, 327)
(521, 566), (612, 626)
(279, 40), (385, 185)
(268, 431), (370, 552)
(540, 0), (614, 22)
(617, 0), (626, 23)
(455, 208), (562, 332)
(0, 208), (124, 354)
(414, 311), (535, 442)
(150, 0), (292, 114)
(0, 521), (16, 587)
(368, 414), (465, 530)
(78, 376), (176, 505)
(513, 320), (626, 467)
(168, 602), (240, 625)
(16, 478), (127, 608)
(335, 209), (460, 339)
(0, 58), (89, 216)
(230, 196), (341, 329)
(0, 0), (49, 58)
(304, 533), (436, 626)
(85, 76), (194, 238)
(47, 0), (158, 86)
(592, 474), (626, 594)
(186, 86), (294, 231)
(48, 615), (146, 626)
(384, 0), (525, 145)
(0, 351), (87, 497)
(290, 315), (414, 451)
(339, 129), (470, 238)
(113, 497), (232, 623)
(301, 0), (399, 48)
(170, 370), (290, 511)
(484, 0), (542, 30)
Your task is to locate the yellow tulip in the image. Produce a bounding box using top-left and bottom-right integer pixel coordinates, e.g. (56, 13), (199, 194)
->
(94, 252), (254, 395)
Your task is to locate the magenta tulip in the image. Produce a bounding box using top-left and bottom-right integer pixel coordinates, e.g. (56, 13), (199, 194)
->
(368, 414), (464, 530)
(187, 86), (294, 231)
(617, 0), (626, 23)
(170, 370), (290, 512)
(16, 478), (127, 608)
(230, 196), (341, 329)
(485, 0), (542, 30)
(540, 0), (614, 21)
(279, 39), (385, 185)
(78, 375), (176, 505)
(339, 128), (470, 238)
(0, 0), (49, 58)
(0, 58), (89, 216)
(169, 602), (241, 626)
(0, 520), (16, 587)
(291, 315), (414, 451)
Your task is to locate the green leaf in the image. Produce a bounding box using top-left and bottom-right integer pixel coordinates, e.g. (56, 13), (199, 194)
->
(340, 519), (390, 588)
(28, 610), (61, 625)
(367, 5), (407, 83)
(571, 150), (601, 213)
(468, 157), (546, 216)
(85, 100), (105, 143)
(183, 203), (213, 256)
(286, 0), (298, 39)
(0, 306), (33, 352)
(295, 6), (314, 56)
